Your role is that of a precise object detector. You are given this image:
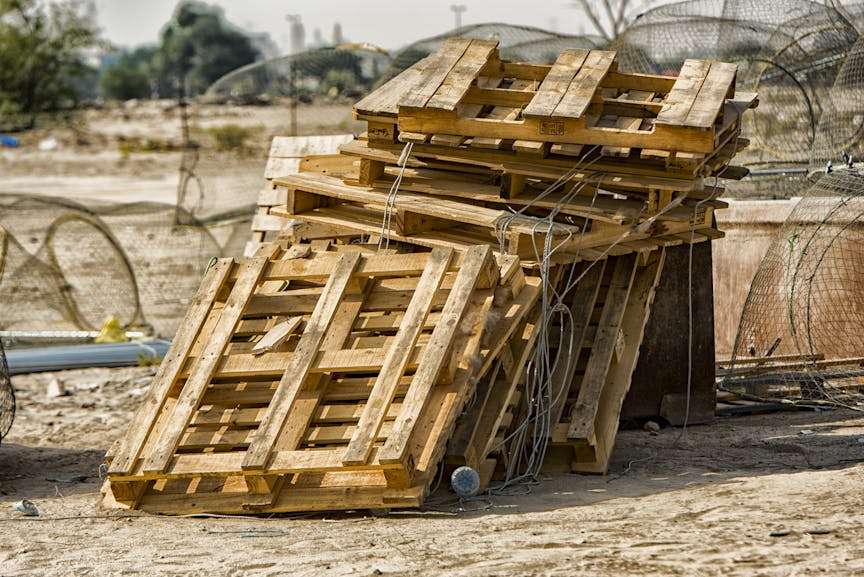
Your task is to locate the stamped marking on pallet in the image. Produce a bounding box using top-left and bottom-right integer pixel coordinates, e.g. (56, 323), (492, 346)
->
(539, 120), (566, 136)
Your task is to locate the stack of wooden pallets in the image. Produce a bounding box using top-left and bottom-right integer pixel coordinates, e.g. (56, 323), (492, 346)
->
(104, 39), (755, 514)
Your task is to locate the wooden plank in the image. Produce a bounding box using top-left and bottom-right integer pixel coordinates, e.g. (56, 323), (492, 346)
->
(132, 484), (423, 515)
(251, 316), (303, 355)
(553, 50), (616, 119)
(465, 311), (540, 468)
(499, 61), (551, 81)
(551, 143), (584, 157)
(141, 245), (279, 474)
(108, 258), (235, 475)
(397, 106), (716, 153)
(252, 213), (287, 233)
(567, 254), (638, 440)
(432, 76), (503, 147)
(270, 278), (375, 457)
(684, 62), (737, 128)
(378, 245), (492, 466)
(512, 140), (548, 155)
(426, 39), (498, 111)
(339, 139), (702, 193)
(462, 85), (533, 108)
(601, 91), (654, 157)
(523, 49), (590, 117)
(242, 253), (361, 471)
(400, 37), (474, 109)
(601, 70), (676, 94)
(407, 292), (496, 486)
(373, 168), (637, 223)
(471, 79), (536, 149)
(258, 252), (442, 282)
(655, 59), (711, 127)
(278, 171), (579, 237)
(342, 248), (454, 466)
(354, 55), (435, 117)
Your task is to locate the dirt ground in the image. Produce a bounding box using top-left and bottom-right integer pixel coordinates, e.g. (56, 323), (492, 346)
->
(0, 100), (359, 207)
(2, 366), (863, 576)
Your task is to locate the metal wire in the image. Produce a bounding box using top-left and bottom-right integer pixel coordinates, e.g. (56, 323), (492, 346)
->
(378, 142), (414, 250)
(0, 195), (237, 337)
(0, 336), (13, 442)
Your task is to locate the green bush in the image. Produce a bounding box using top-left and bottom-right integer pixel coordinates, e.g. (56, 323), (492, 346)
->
(0, 0), (100, 125)
(208, 124), (260, 152)
(116, 136), (181, 155)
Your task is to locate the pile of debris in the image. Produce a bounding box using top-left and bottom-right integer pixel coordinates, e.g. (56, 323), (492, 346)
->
(104, 39), (755, 514)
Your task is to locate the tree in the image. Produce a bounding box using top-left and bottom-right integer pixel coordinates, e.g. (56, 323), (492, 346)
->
(0, 0), (100, 125)
(571, 0), (656, 41)
(154, 1), (261, 98)
(100, 46), (157, 101)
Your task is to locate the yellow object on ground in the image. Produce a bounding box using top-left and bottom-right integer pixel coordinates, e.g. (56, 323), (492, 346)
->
(94, 316), (128, 343)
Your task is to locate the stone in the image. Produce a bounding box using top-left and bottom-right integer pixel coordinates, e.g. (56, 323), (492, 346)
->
(643, 420), (661, 433)
(46, 378), (68, 399)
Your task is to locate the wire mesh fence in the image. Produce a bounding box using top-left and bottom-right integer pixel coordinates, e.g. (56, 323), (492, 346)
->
(0, 337), (13, 443)
(0, 194), (248, 337)
(613, 0), (862, 196)
(721, 171), (864, 407)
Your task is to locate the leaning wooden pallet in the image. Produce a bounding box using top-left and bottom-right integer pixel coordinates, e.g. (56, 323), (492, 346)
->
(447, 249), (666, 481)
(104, 243), (541, 513)
(544, 249), (666, 474)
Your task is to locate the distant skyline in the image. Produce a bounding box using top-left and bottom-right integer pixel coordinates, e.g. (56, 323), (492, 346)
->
(94, 1), (592, 52)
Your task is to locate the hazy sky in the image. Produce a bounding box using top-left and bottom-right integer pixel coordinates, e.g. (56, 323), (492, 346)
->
(94, 1), (591, 52)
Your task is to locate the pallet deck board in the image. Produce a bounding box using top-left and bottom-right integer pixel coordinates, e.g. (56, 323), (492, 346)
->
(523, 49), (590, 118)
(399, 37), (474, 109)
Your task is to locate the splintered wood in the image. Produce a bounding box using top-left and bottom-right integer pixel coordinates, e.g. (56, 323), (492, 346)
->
(105, 245), (539, 513)
(106, 40), (755, 514)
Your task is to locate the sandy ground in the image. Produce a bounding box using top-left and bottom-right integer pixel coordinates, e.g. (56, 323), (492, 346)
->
(1, 367), (863, 576)
(0, 100), (359, 208)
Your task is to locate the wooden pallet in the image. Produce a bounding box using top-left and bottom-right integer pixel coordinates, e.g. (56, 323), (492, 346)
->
(104, 243), (541, 513)
(543, 249), (666, 474)
(246, 135), (354, 257)
(355, 38), (757, 158)
(340, 137), (739, 208)
(266, 170), (720, 266)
